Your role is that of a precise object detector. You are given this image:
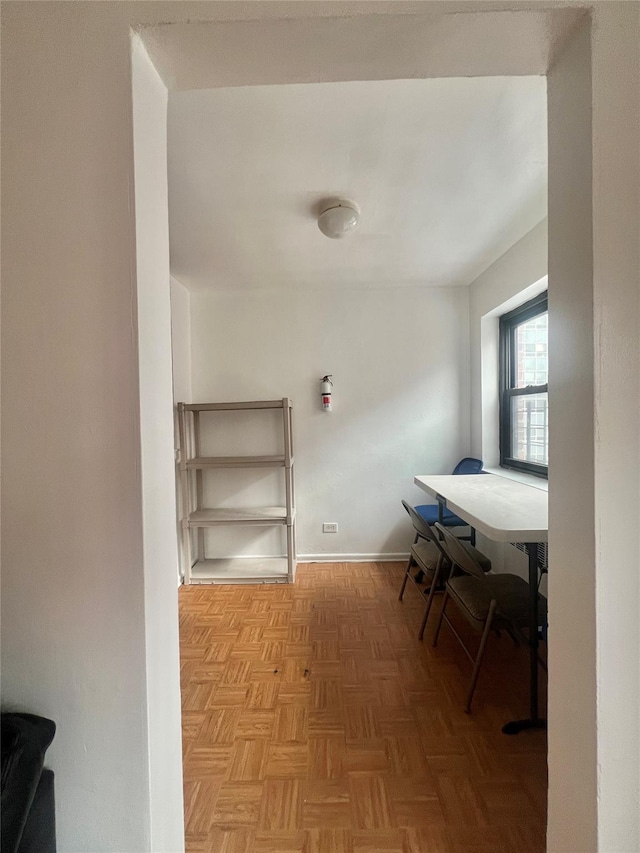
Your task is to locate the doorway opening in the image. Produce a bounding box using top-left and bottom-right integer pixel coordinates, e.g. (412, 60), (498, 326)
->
(136, 10), (604, 848)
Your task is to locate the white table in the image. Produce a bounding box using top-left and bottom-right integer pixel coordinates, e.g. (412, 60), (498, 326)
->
(414, 473), (548, 733)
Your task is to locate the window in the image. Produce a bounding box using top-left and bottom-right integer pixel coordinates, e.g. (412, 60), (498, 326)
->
(499, 291), (548, 477)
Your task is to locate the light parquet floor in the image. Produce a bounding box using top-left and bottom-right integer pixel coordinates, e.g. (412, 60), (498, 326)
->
(180, 562), (547, 853)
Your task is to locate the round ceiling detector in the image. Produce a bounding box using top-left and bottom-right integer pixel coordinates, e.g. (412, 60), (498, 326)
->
(317, 199), (360, 239)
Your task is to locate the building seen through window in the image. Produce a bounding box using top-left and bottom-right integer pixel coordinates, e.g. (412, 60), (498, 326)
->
(500, 292), (548, 476)
(512, 312), (548, 465)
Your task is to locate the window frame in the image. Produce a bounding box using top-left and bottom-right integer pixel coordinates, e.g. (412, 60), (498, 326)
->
(499, 290), (549, 478)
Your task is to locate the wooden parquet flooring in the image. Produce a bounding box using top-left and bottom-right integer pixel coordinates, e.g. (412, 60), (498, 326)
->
(180, 562), (547, 853)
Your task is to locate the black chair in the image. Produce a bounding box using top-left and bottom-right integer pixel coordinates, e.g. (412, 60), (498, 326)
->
(1, 713), (56, 853)
(434, 523), (547, 714)
(399, 501), (491, 641)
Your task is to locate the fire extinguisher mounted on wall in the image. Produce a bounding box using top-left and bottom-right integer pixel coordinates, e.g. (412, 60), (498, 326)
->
(320, 375), (333, 411)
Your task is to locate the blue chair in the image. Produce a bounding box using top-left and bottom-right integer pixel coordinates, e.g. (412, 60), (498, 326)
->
(414, 457), (483, 529)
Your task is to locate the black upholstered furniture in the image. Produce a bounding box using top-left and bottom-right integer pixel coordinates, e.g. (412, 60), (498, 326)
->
(1, 713), (56, 853)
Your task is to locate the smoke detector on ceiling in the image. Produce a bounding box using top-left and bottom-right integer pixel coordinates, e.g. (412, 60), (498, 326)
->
(317, 199), (360, 239)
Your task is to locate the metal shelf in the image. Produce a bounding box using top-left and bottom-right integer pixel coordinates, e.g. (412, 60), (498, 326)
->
(183, 400), (288, 412)
(189, 557), (289, 585)
(187, 507), (294, 526)
(177, 398), (296, 585)
(185, 455), (289, 469)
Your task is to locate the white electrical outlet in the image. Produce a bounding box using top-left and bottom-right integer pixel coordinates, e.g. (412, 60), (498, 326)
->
(323, 523), (338, 533)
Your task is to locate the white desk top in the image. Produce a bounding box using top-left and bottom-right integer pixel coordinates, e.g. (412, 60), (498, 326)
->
(414, 474), (548, 543)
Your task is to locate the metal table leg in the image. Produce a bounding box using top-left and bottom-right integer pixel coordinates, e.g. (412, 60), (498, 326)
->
(437, 494), (476, 545)
(502, 542), (546, 734)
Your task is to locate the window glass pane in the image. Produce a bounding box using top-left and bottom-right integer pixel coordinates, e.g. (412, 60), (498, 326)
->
(514, 312), (548, 387)
(510, 392), (549, 465)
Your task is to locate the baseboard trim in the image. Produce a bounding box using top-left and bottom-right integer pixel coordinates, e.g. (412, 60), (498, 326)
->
(299, 553), (409, 563)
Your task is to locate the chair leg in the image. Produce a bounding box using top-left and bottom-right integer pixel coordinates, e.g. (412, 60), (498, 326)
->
(464, 600), (497, 714)
(398, 555), (414, 601)
(432, 587), (450, 647)
(418, 554), (443, 641)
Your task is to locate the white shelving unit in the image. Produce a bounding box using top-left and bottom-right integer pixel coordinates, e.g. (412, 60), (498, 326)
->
(177, 398), (296, 584)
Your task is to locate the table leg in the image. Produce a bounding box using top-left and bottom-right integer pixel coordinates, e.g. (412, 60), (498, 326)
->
(438, 494), (476, 545)
(502, 543), (546, 734)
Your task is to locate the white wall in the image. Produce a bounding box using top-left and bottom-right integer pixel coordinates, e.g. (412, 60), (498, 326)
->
(1, 8), (154, 852)
(547, 8), (640, 851)
(547, 21), (598, 850)
(131, 38), (185, 853)
(187, 285), (470, 559)
(469, 219), (548, 467)
(466, 221), (548, 579)
(170, 277), (192, 405)
(590, 4), (639, 849)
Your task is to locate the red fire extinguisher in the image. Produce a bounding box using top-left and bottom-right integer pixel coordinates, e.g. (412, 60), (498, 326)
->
(320, 375), (333, 411)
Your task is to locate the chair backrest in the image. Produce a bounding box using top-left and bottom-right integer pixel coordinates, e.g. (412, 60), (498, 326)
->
(435, 522), (485, 579)
(452, 457), (484, 475)
(401, 500), (446, 555)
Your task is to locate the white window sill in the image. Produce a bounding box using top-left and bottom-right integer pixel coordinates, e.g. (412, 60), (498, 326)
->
(483, 466), (548, 491)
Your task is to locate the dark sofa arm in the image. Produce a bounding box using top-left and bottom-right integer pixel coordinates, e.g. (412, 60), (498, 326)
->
(1, 713), (56, 853)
